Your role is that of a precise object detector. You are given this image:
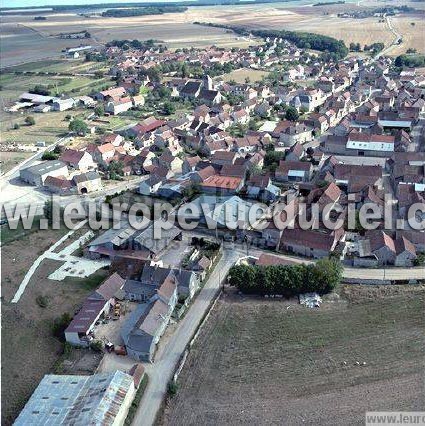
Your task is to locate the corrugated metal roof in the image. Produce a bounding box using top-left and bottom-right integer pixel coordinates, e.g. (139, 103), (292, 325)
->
(14, 371), (134, 426)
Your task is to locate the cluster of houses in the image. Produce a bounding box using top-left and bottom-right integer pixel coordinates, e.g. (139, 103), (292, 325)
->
(17, 40), (424, 266)
(65, 219), (222, 362)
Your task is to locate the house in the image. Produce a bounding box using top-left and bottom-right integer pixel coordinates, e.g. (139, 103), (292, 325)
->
(128, 116), (165, 138)
(95, 86), (126, 101)
(174, 268), (200, 298)
(232, 109), (249, 124)
(52, 98), (75, 111)
(135, 264), (200, 300)
(280, 228), (344, 258)
(394, 236), (417, 266)
(180, 81), (202, 99)
(139, 175), (163, 196)
(133, 221), (182, 257)
(191, 165), (216, 184)
(199, 89), (222, 106)
(367, 230), (396, 265)
(333, 164), (382, 193)
(106, 97), (133, 115)
(121, 274), (177, 362)
(14, 370), (138, 426)
(180, 194), (259, 229)
(279, 123), (313, 147)
(60, 149), (96, 171)
(72, 171), (102, 194)
(86, 223), (140, 257)
(275, 160), (313, 183)
(65, 272), (125, 347)
(100, 133), (124, 147)
(285, 142), (304, 162)
(246, 174), (280, 202)
(182, 155), (201, 174)
(201, 175), (243, 195)
(211, 151), (237, 167)
(20, 160), (68, 186)
(43, 176), (74, 195)
(92, 143), (115, 165)
(157, 152), (183, 174)
(261, 198), (299, 248)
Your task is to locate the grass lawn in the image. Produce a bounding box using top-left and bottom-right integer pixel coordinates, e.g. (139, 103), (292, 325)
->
(220, 67), (269, 84)
(161, 285), (425, 425)
(0, 151), (32, 175)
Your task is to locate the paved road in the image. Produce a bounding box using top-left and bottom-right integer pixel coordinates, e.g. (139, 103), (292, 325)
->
(247, 247), (424, 280)
(131, 243), (423, 426)
(132, 248), (239, 426)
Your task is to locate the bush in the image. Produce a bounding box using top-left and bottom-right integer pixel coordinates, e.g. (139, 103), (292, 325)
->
(90, 340), (104, 352)
(13, 123), (20, 130)
(167, 381), (179, 397)
(52, 312), (72, 341)
(25, 116), (36, 126)
(42, 151), (59, 161)
(36, 295), (50, 308)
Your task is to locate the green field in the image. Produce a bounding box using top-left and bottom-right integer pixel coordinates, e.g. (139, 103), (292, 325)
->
(3, 59), (108, 75)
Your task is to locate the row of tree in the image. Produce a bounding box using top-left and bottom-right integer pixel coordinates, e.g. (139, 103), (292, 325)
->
(228, 258), (343, 297)
(394, 54), (425, 68)
(102, 6), (187, 18)
(196, 23), (349, 60)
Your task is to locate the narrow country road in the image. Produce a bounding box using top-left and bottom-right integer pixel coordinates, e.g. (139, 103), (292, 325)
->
(132, 248), (239, 426)
(131, 244), (424, 426)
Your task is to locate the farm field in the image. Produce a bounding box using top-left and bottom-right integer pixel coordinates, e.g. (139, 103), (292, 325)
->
(161, 286), (425, 425)
(1, 223), (108, 425)
(1, 1), (423, 68)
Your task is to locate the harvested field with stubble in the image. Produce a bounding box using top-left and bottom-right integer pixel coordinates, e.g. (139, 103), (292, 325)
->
(160, 286), (425, 426)
(2, 1), (423, 68)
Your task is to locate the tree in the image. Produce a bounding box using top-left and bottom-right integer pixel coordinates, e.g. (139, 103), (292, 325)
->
(163, 101), (175, 115)
(311, 258), (343, 294)
(25, 116), (35, 126)
(42, 151), (58, 161)
(285, 106), (299, 122)
(69, 118), (89, 136)
(52, 313), (72, 341)
(90, 340), (104, 352)
(94, 105), (104, 116)
(108, 160), (124, 180)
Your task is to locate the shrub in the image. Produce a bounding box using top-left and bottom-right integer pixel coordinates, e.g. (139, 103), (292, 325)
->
(36, 295), (50, 308)
(90, 340), (104, 352)
(52, 312), (72, 341)
(42, 151), (59, 161)
(25, 116), (36, 126)
(167, 381), (179, 397)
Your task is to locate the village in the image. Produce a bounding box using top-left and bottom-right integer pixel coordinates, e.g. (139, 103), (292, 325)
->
(3, 33), (425, 425)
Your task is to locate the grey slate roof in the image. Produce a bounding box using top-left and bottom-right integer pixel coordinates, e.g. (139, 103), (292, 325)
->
(133, 221), (181, 255)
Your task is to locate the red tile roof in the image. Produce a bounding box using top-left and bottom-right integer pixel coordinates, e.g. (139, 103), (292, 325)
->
(201, 175), (242, 190)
